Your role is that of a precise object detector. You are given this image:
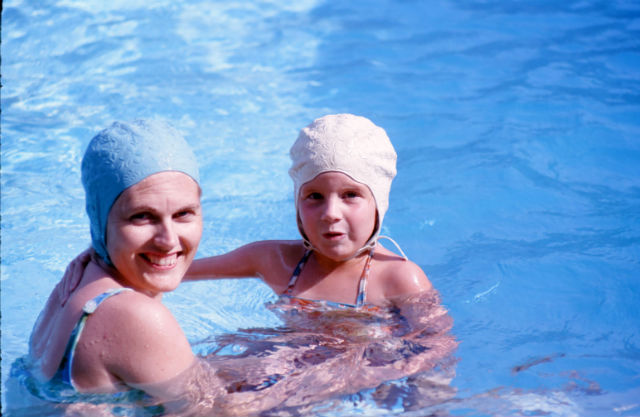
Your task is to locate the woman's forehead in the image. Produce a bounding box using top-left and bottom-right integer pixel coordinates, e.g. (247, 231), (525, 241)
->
(115, 171), (201, 209)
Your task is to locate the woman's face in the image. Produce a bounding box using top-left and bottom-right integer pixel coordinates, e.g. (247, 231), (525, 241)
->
(106, 171), (202, 298)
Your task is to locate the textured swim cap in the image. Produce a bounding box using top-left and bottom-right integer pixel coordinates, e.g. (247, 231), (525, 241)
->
(81, 119), (200, 263)
(289, 114), (397, 252)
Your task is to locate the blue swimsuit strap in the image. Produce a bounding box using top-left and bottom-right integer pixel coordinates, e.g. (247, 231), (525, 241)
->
(60, 287), (133, 389)
(284, 249), (375, 308)
(284, 250), (313, 295)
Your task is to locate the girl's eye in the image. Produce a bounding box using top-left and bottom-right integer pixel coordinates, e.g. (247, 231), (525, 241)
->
(307, 192), (323, 200)
(344, 191), (360, 199)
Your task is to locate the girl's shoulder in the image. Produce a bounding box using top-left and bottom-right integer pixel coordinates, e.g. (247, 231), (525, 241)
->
(246, 239), (306, 264)
(248, 239), (305, 254)
(245, 240), (307, 292)
(373, 245), (432, 299)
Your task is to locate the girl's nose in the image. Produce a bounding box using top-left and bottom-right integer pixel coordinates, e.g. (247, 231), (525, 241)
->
(154, 219), (179, 249)
(321, 196), (341, 222)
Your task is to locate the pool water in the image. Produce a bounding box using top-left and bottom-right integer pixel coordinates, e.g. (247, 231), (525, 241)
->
(2, 0), (639, 415)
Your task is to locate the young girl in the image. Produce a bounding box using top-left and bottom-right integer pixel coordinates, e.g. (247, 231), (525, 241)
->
(187, 113), (432, 309)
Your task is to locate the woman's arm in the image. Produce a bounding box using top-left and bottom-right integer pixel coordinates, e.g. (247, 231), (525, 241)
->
(29, 250), (94, 380)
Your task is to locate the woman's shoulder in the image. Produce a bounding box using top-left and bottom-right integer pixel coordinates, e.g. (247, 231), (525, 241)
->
(82, 290), (190, 354)
(275, 239), (307, 258)
(73, 289), (194, 388)
(90, 290), (174, 328)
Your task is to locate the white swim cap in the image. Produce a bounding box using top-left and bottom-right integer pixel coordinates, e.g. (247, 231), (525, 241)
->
(289, 114), (397, 252)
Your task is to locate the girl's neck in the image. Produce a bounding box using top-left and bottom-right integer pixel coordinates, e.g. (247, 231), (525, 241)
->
(310, 249), (371, 275)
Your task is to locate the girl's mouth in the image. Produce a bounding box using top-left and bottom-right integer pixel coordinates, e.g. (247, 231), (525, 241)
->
(323, 231), (344, 240)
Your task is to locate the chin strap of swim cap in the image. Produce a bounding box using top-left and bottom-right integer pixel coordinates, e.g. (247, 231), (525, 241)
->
(377, 235), (408, 260)
(348, 235), (408, 260)
(302, 233), (408, 261)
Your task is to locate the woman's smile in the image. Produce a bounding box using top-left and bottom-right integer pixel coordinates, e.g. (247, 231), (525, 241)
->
(140, 252), (181, 269)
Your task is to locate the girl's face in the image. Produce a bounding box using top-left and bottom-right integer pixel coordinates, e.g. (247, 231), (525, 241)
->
(298, 171), (377, 262)
(106, 171), (202, 298)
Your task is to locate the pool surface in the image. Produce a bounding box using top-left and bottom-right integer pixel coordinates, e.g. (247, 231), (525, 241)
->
(2, 0), (640, 416)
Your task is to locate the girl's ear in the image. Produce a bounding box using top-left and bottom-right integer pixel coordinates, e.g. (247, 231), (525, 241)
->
(368, 210), (380, 241)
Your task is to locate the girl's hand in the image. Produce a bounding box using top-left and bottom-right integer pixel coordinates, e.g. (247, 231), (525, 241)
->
(55, 248), (93, 307)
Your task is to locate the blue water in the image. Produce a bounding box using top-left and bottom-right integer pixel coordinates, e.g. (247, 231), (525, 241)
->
(2, 0), (639, 415)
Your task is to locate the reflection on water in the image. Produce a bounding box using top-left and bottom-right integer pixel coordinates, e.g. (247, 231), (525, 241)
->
(185, 289), (457, 416)
(8, 290), (457, 416)
(3, 0), (639, 415)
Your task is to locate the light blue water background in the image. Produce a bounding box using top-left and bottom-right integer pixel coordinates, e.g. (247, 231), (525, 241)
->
(2, 0), (640, 415)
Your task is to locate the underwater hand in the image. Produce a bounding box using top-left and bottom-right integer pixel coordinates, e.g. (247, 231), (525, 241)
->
(55, 248), (92, 307)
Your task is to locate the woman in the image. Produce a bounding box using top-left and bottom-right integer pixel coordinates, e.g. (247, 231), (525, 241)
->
(28, 119), (215, 400)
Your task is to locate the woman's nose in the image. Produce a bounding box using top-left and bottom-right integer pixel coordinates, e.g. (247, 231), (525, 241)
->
(154, 219), (179, 249)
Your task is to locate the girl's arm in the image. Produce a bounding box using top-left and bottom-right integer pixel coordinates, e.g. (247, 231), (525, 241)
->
(185, 240), (303, 294)
(185, 240), (279, 281)
(379, 254), (435, 331)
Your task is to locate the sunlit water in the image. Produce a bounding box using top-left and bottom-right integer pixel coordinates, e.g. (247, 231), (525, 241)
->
(2, 0), (640, 416)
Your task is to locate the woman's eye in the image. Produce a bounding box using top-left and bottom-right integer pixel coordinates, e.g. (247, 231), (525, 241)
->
(175, 210), (193, 219)
(344, 191), (359, 199)
(129, 212), (151, 222)
(307, 192), (323, 200)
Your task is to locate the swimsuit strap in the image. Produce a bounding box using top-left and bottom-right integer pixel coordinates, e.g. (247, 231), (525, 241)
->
(285, 249), (375, 307)
(284, 250), (312, 295)
(61, 287), (133, 389)
(355, 248), (375, 307)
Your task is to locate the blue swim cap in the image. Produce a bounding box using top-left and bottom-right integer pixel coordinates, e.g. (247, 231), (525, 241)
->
(81, 119), (200, 263)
